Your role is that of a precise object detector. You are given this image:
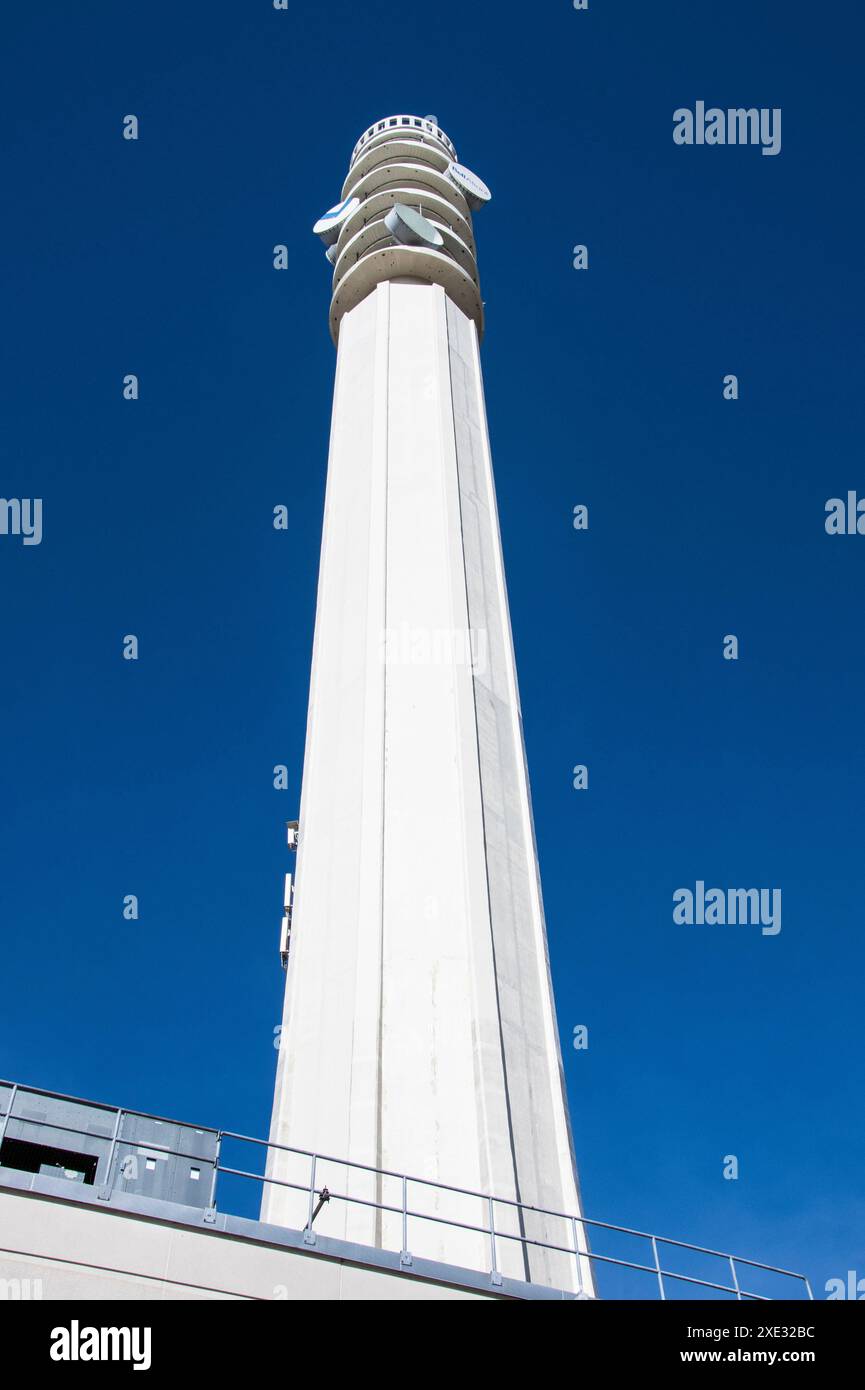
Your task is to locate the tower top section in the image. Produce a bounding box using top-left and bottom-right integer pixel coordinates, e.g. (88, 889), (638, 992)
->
(312, 116), (491, 345)
(349, 115), (457, 168)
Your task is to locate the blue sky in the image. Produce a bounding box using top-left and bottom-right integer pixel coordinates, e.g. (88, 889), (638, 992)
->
(1, 1), (862, 1298)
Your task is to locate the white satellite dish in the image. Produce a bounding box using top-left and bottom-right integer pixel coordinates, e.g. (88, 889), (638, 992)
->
(313, 196), (360, 246)
(446, 162), (492, 211)
(385, 203), (444, 248)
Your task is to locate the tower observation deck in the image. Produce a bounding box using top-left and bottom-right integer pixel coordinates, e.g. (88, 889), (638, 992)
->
(325, 115), (485, 344)
(264, 117), (593, 1295)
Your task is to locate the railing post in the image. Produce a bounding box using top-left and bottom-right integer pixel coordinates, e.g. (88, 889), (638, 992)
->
(571, 1216), (585, 1297)
(488, 1196), (502, 1287)
(207, 1133), (222, 1208)
(97, 1107), (124, 1201)
(203, 1132), (222, 1224)
(729, 1255), (742, 1300)
(0, 1082), (18, 1152)
(400, 1176), (412, 1267)
(651, 1235), (666, 1300)
(303, 1155), (317, 1244)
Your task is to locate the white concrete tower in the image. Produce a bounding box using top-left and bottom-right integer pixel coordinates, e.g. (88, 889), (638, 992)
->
(264, 116), (593, 1295)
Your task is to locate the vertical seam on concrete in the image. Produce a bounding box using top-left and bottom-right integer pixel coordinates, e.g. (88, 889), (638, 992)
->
(433, 286), (490, 1205)
(375, 282), (390, 1245)
(444, 296), (531, 1283)
(465, 316), (593, 1292)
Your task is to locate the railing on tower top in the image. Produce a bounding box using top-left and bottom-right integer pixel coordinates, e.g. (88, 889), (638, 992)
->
(350, 116), (457, 165)
(0, 1080), (813, 1301)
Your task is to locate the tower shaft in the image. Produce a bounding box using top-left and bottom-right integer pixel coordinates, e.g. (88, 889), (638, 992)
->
(265, 120), (591, 1293)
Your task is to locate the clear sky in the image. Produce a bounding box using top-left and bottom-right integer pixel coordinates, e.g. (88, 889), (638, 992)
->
(1, 1), (862, 1299)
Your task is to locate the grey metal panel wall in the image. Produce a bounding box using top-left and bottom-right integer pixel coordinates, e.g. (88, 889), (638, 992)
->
(4, 1094), (116, 1184)
(114, 1114), (217, 1208)
(0, 1091), (216, 1210)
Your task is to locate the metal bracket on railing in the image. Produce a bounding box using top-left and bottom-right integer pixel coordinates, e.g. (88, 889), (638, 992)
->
(303, 1185), (330, 1244)
(311, 1186), (330, 1223)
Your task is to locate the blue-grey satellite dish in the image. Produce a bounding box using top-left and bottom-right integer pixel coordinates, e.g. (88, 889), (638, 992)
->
(385, 203), (444, 248)
(446, 162), (492, 211)
(313, 196), (360, 246)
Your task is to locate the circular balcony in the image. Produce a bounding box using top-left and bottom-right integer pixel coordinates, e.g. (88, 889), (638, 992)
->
(329, 245), (483, 346)
(324, 117), (485, 344)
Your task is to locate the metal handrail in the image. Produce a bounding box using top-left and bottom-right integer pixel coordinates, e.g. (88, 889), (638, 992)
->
(0, 1079), (813, 1300)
